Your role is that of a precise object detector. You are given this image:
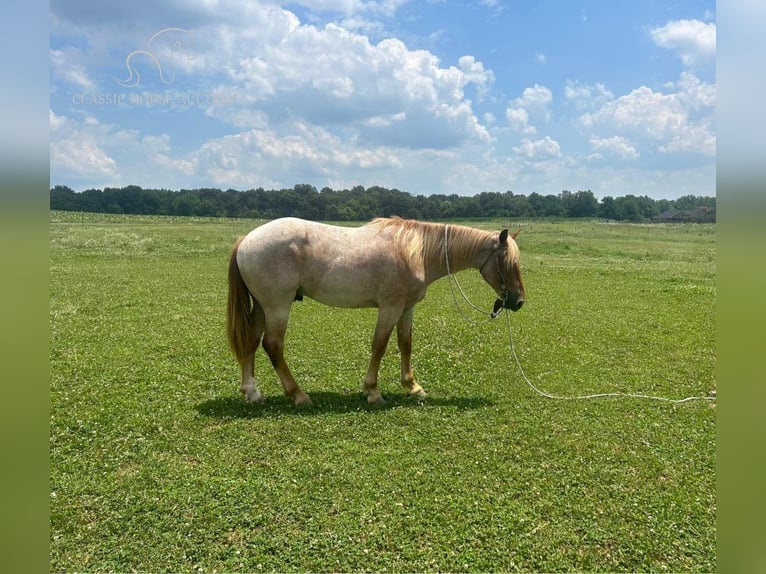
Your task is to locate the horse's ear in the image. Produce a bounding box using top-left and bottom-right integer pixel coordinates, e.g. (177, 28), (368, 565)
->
(510, 229), (520, 240)
(499, 229), (509, 246)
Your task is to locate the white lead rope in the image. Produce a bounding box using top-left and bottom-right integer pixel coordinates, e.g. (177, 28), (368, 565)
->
(443, 223), (716, 404)
(503, 311), (716, 404)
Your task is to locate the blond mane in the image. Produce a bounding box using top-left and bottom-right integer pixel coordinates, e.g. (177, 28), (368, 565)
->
(368, 217), (506, 272)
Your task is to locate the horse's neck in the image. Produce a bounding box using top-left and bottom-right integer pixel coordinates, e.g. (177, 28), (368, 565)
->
(423, 224), (493, 282)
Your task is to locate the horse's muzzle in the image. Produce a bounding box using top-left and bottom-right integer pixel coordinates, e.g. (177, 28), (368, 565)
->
(492, 293), (524, 316)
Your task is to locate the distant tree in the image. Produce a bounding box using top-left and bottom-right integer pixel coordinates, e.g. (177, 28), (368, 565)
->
(614, 195), (643, 222)
(49, 183), (713, 223)
(506, 192), (531, 217)
(50, 185), (78, 211)
(526, 192), (546, 218)
(598, 196), (620, 220)
(654, 198), (672, 214)
(542, 194), (566, 217)
(561, 189), (598, 217)
(80, 188), (105, 213)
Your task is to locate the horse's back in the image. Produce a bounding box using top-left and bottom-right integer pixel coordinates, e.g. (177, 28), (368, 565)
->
(239, 218), (369, 260)
(235, 218), (422, 309)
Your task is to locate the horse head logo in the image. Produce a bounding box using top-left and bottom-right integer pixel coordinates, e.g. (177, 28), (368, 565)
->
(116, 27), (194, 88)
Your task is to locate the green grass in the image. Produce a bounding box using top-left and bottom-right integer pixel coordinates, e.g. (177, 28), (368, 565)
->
(50, 212), (716, 572)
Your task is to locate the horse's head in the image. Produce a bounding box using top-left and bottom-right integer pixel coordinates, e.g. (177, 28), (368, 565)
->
(480, 229), (525, 313)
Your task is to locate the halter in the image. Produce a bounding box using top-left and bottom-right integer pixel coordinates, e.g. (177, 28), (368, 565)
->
(444, 224), (511, 320)
(479, 246), (510, 291)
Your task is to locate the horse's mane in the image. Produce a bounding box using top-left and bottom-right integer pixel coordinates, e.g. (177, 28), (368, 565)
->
(368, 217), (502, 271)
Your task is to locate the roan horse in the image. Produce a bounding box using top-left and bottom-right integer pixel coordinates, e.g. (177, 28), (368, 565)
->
(227, 217), (524, 406)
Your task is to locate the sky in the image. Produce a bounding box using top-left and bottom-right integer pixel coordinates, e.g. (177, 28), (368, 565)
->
(49, 0), (716, 199)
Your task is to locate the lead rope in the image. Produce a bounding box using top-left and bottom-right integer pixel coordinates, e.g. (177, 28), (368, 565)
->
(504, 311), (716, 403)
(443, 224), (716, 404)
(444, 224), (494, 324)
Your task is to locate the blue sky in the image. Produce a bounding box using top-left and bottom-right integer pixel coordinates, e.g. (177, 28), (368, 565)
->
(50, 0), (716, 199)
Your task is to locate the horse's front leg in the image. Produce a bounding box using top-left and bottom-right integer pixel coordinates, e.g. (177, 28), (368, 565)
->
(364, 306), (402, 405)
(397, 306), (427, 398)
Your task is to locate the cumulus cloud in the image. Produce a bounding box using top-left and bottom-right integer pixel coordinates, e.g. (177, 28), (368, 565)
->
(505, 84), (552, 134)
(49, 110), (206, 188)
(579, 72), (715, 157)
(506, 107), (533, 134)
(650, 19), (716, 67)
(206, 15), (493, 148)
(51, 1), (491, 150)
(564, 80), (614, 111)
(513, 136), (561, 160)
(49, 110), (118, 178)
(569, 21), (716, 164)
(137, 121), (406, 189)
(458, 55), (494, 99)
(293, 0), (411, 17)
(589, 136), (639, 159)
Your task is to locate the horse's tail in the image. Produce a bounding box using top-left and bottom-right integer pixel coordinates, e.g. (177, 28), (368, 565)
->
(227, 236), (257, 365)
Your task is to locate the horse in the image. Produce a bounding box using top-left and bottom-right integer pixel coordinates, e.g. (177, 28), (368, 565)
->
(226, 217), (525, 406)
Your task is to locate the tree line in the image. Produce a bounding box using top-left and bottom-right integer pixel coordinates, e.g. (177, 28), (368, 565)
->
(50, 184), (715, 222)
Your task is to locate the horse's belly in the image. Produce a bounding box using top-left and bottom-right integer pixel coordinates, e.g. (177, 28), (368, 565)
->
(308, 283), (376, 308)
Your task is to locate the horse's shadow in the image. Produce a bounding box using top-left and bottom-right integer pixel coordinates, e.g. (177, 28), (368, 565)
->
(195, 391), (493, 419)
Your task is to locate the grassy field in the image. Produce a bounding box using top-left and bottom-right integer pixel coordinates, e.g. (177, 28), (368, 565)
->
(50, 212), (716, 572)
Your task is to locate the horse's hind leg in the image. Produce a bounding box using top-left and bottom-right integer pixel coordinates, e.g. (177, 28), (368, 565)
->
(240, 304), (265, 403)
(397, 307), (426, 398)
(262, 306), (312, 407)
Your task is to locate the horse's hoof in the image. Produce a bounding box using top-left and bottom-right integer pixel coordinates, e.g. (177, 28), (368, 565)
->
(243, 389), (265, 403)
(367, 395), (386, 406)
(403, 381), (427, 398)
(294, 393), (313, 407)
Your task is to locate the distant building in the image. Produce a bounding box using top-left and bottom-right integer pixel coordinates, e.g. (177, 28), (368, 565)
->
(653, 208), (685, 223)
(652, 207), (715, 223)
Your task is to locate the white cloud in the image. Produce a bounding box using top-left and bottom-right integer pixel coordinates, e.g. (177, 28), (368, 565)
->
(579, 73), (715, 157)
(50, 48), (98, 91)
(650, 19), (716, 67)
(458, 55), (494, 99)
(672, 71), (716, 112)
(513, 136), (561, 160)
(564, 80), (614, 111)
(50, 1), (493, 152)
(49, 110), (207, 188)
(589, 136), (639, 159)
(513, 84), (553, 113)
(505, 84), (553, 134)
(152, 121), (407, 189)
(209, 15), (492, 148)
(295, 0), (412, 17)
(506, 108), (533, 134)
(49, 110), (118, 178)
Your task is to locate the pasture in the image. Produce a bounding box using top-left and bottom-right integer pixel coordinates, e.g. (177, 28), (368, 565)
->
(50, 212), (716, 572)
